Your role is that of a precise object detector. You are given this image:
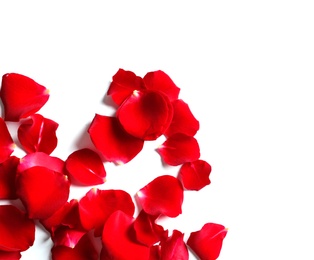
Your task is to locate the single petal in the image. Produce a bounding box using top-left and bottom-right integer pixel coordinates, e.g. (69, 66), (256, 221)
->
(160, 230), (188, 260)
(0, 73), (49, 122)
(0, 251), (21, 260)
(164, 99), (200, 137)
(88, 114), (144, 164)
(17, 114), (58, 154)
(178, 160), (212, 191)
(137, 175), (184, 218)
(0, 117), (15, 164)
(117, 90), (173, 140)
(65, 148), (106, 185)
(0, 156), (19, 199)
(157, 133), (200, 166)
(187, 223), (228, 260)
(0, 205), (35, 252)
(102, 210), (150, 260)
(79, 188), (135, 236)
(16, 166), (70, 219)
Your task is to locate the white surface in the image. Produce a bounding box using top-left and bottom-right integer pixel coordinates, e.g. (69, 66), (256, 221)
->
(1, 1), (314, 259)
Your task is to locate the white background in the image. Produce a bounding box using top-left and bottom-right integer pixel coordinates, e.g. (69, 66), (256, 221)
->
(1, 1), (314, 259)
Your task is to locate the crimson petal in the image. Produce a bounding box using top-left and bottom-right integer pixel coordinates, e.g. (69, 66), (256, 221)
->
(160, 230), (188, 260)
(0, 156), (19, 199)
(0, 251), (21, 260)
(0, 73), (49, 122)
(187, 223), (228, 260)
(137, 175), (184, 218)
(0, 118), (14, 164)
(157, 133), (200, 166)
(88, 114), (144, 164)
(52, 226), (86, 248)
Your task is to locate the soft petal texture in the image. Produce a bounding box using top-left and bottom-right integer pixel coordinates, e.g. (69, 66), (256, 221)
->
(143, 70), (180, 101)
(164, 99), (199, 137)
(88, 114), (144, 164)
(107, 68), (145, 105)
(0, 205), (35, 252)
(137, 175), (184, 218)
(17, 114), (58, 154)
(157, 133), (200, 166)
(178, 160), (212, 191)
(187, 223), (228, 260)
(102, 210), (150, 260)
(16, 166), (70, 219)
(0, 117), (14, 164)
(52, 226), (86, 248)
(0, 73), (49, 122)
(79, 188), (135, 236)
(160, 230), (188, 260)
(0, 250), (21, 259)
(0, 156), (19, 199)
(117, 90), (173, 140)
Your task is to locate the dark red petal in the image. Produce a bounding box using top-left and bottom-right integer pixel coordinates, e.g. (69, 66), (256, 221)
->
(160, 230), (188, 260)
(149, 245), (161, 260)
(187, 223), (228, 260)
(16, 166), (70, 219)
(164, 99), (200, 137)
(107, 68), (146, 105)
(157, 133), (200, 166)
(0, 251), (21, 260)
(117, 90), (173, 140)
(17, 114), (58, 154)
(79, 188), (135, 236)
(102, 210), (150, 260)
(65, 148), (106, 185)
(0, 205), (35, 252)
(0, 73), (49, 122)
(178, 160), (212, 191)
(0, 118), (15, 164)
(88, 114), (144, 164)
(137, 175), (184, 218)
(0, 156), (19, 199)
(143, 70), (180, 101)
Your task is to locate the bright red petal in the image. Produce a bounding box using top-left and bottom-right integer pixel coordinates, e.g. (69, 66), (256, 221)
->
(0, 156), (19, 199)
(0, 205), (35, 252)
(16, 166), (70, 219)
(52, 226), (86, 248)
(187, 223), (228, 260)
(79, 188), (135, 236)
(160, 230), (188, 260)
(0, 73), (49, 122)
(0, 251), (21, 260)
(65, 148), (106, 185)
(178, 160), (211, 191)
(157, 133), (200, 166)
(137, 175), (184, 218)
(88, 114), (144, 164)
(102, 210), (150, 260)
(117, 90), (173, 140)
(17, 114), (58, 154)
(0, 118), (15, 164)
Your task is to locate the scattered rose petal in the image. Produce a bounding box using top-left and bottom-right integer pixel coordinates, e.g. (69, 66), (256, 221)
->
(52, 226), (86, 248)
(0, 250), (21, 260)
(0, 73), (49, 122)
(157, 133), (200, 166)
(0, 156), (19, 199)
(137, 175), (184, 218)
(160, 230), (188, 260)
(0, 117), (15, 164)
(187, 223), (228, 260)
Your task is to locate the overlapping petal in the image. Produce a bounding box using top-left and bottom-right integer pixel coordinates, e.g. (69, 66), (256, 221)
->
(0, 251), (21, 260)
(159, 230), (188, 260)
(0, 156), (19, 199)
(0, 73), (49, 122)
(0, 117), (14, 164)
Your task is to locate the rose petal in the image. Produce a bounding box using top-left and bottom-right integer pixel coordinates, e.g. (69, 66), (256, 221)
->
(0, 205), (35, 252)
(117, 90), (173, 140)
(178, 160), (212, 191)
(17, 114), (58, 154)
(52, 226), (86, 248)
(157, 133), (200, 166)
(102, 210), (150, 260)
(0, 117), (15, 164)
(0, 156), (19, 199)
(65, 148), (106, 185)
(0, 73), (49, 122)
(160, 230), (188, 260)
(79, 188), (135, 236)
(88, 114), (144, 164)
(16, 166), (70, 219)
(187, 223), (228, 260)
(137, 175), (184, 218)
(0, 250), (21, 260)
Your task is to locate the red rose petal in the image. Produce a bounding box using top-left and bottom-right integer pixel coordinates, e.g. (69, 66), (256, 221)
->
(0, 205), (35, 252)
(117, 90), (173, 140)
(160, 230), (188, 260)
(178, 160), (212, 191)
(102, 210), (150, 260)
(187, 223), (228, 260)
(0, 156), (19, 199)
(79, 188), (135, 236)
(165, 99), (200, 137)
(52, 226), (86, 248)
(16, 166), (70, 219)
(0, 73), (49, 122)
(0, 117), (15, 164)
(17, 114), (58, 154)
(88, 114), (144, 164)
(157, 133), (200, 166)
(0, 251), (21, 260)
(137, 175), (184, 218)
